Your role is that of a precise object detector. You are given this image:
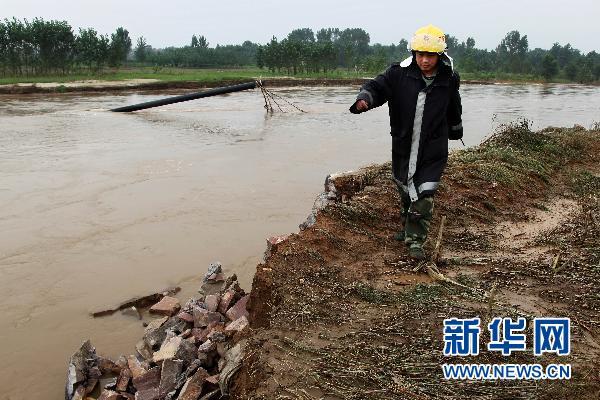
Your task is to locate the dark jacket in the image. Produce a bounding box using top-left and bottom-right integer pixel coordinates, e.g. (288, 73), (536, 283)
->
(350, 57), (463, 202)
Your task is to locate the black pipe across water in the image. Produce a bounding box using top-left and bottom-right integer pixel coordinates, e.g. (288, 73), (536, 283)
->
(110, 81), (257, 112)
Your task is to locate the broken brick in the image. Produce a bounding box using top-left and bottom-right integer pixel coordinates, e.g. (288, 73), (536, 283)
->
(197, 339), (216, 353)
(97, 356), (122, 375)
(193, 307), (222, 328)
(217, 290), (236, 314)
(143, 317), (187, 349)
(97, 389), (121, 400)
(177, 368), (209, 400)
(225, 294), (249, 321)
(116, 368), (132, 392)
(135, 340), (153, 361)
(207, 273), (225, 282)
(225, 316), (249, 334)
(204, 294), (220, 313)
(132, 366), (161, 392)
(205, 374), (219, 385)
(159, 359), (183, 397)
(176, 312), (194, 323)
(134, 387), (159, 400)
(127, 355), (147, 379)
(149, 296), (181, 317)
(152, 336), (195, 367)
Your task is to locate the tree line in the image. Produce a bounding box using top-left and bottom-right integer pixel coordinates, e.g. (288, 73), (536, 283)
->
(144, 40), (258, 68)
(255, 28), (387, 74)
(444, 30), (600, 82)
(257, 28), (600, 82)
(0, 18), (132, 75)
(1, 17), (599, 83)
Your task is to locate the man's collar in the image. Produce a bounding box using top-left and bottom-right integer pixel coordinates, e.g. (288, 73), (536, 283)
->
(407, 62), (422, 79)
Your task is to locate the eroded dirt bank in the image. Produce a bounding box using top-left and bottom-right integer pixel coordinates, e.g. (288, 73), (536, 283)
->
(236, 123), (600, 399)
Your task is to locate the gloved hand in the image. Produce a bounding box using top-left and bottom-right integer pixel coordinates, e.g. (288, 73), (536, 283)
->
(448, 124), (463, 140)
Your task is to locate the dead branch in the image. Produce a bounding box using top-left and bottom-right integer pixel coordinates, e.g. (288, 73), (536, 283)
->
(432, 215), (446, 263)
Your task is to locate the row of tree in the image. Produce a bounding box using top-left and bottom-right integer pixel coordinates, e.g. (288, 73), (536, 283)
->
(145, 28), (374, 73)
(1, 17), (599, 83)
(256, 28), (600, 82)
(256, 28), (385, 74)
(144, 41), (258, 68)
(0, 18), (134, 75)
(443, 30), (600, 82)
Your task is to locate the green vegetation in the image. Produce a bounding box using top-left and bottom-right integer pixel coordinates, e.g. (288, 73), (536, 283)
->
(257, 28), (384, 74)
(145, 41), (258, 69)
(1, 17), (599, 84)
(453, 120), (590, 187)
(351, 280), (463, 308)
(0, 66), (369, 85)
(570, 170), (600, 196)
(0, 67), (590, 86)
(352, 282), (399, 304)
(0, 18), (132, 75)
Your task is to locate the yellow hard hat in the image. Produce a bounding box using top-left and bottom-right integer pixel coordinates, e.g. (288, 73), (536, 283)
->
(409, 24), (447, 53)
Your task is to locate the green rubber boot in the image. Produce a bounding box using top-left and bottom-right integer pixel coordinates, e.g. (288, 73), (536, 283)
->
(393, 230), (405, 241)
(404, 196), (434, 251)
(409, 244), (426, 260)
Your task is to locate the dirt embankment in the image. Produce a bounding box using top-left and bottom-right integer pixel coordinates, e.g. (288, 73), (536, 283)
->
(234, 123), (600, 399)
(0, 77), (502, 95)
(0, 78), (367, 95)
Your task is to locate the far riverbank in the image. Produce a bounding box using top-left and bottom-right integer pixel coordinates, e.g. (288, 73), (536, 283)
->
(1, 67), (595, 95)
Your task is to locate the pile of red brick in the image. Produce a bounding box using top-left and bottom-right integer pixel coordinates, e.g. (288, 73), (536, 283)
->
(66, 265), (250, 400)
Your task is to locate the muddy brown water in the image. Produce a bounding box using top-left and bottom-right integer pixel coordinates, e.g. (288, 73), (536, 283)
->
(1, 84), (599, 399)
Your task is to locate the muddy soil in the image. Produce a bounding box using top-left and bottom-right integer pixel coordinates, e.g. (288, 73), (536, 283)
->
(233, 124), (600, 399)
(0, 78), (369, 95)
(0, 76), (512, 95)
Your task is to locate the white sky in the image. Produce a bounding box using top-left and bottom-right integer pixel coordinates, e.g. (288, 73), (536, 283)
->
(2, 0), (599, 53)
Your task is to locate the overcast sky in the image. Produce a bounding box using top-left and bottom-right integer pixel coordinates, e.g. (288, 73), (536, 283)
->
(2, 0), (598, 53)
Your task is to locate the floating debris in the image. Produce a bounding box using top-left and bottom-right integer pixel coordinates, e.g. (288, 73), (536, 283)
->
(91, 287), (181, 318)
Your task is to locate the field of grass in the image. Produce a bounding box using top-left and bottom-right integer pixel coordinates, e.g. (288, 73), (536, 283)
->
(0, 66), (368, 85)
(2, 66), (584, 86)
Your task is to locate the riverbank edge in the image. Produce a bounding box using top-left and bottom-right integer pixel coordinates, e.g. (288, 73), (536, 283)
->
(231, 125), (600, 398)
(0, 76), (580, 95)
(63, 125), (600, 399)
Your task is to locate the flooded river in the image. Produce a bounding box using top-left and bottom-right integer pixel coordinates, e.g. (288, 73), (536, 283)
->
(1, 83), (599, 399)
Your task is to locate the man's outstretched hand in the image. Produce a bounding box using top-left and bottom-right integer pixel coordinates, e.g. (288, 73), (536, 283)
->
(355, 99), (369, 112)
(349, 99), (370, 114)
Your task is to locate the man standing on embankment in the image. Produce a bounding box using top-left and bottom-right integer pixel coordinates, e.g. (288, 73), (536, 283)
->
(350, 24), (463, 260)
